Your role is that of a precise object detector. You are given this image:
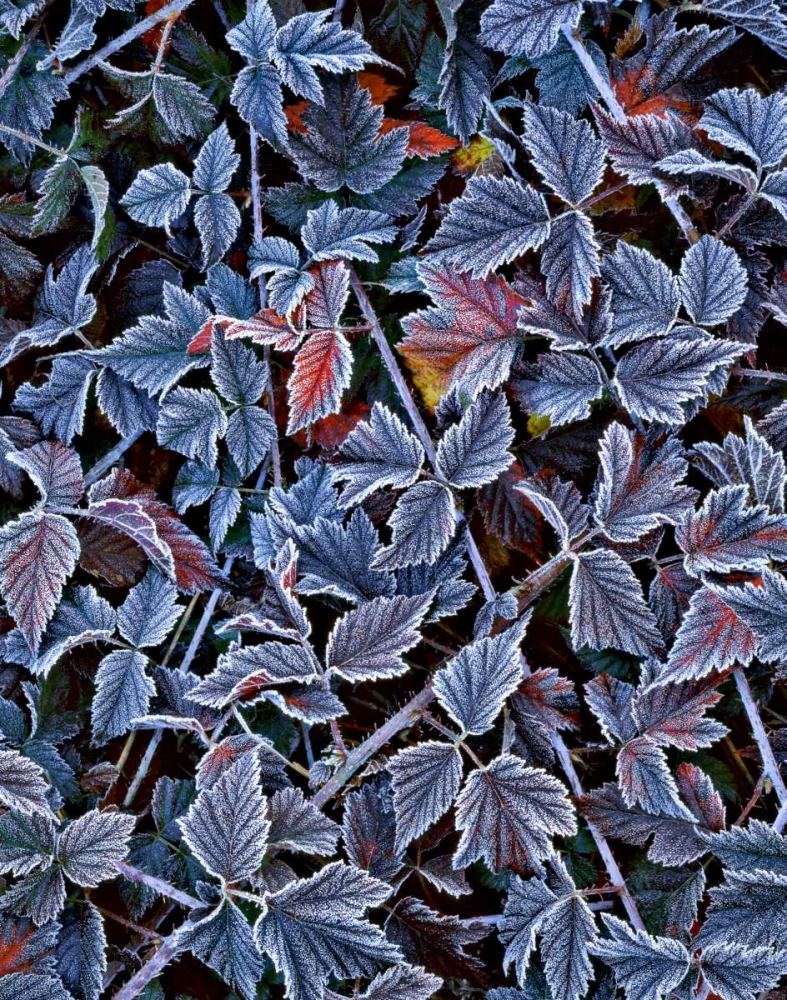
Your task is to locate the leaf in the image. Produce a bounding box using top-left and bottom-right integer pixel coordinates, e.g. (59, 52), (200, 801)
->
(532, 35), (607, 115)
(189, 641), (317, 709)
(0, 914), (58, 974)
(331, 403), (425, 507)
(399, 263), (525, 399)
(701, 868), (787, 949)
(0, 749), (51, 817)
(592, 915), (690, 1000)
(693, 415), (786, 513)
(516, 470), (588, 549)
(226, 0), (276, 61)
(350, 964), (442, 1000)
(56, 809), (134, 887)
(193, 122), (239, 193)
(540, 211), (600, 319)
(372, 481), (455, 569)
(679, 235), (748, 326)
(522, 103), (606, 207)
(479, 0), (582, 58)
(8, 440), (84, 508)
(343, 778), (403, 882)
(151, 71), (215, 141)
(613, 336), (744, 425)
(121, 162), (192, 232)
(436, 390), (515, 488)
(232, 62), (288, 146)
(117, 568), (181, 649)
(83, 499), (176, 583)
(433, 619), (527, 735)
(569, 549), (662, 657)
(425, 176), (550, 278)
(157, 388), (228, 470)
(179, 895), (264, 1000)
(326, 592), (432, 682)
(254, 862), (401, 1000)
(615, 737), (695, 820)
(91, 650), (155, 745)
(500, 857), (597, 1000)
(0, 513), (80, 652)
(0, 865), (66, 926)
(600, 242), (680, 347)
(515, 352), (603, 426)
(700, 86), (787, 168)
(0, 974), (73, 1000)
(272, 9), (383, 105)
(453, 754), (576, 872)
(676, 485), (787, 575)
(286, 330), (353, 434)
(712, 819), (787, 874)
(57, 901), (106, 1000)
(301, 201), (396, 263)
(593, 423), (697, 543)
(438, 17), (492, 145)
(195, 193), (241, 269)
(288, 77), (409, 194)
(267, 787), (340, 856)
(388, 741), (463, 851)
(180, 753), (268, 883)
(95, 369), (158, 439)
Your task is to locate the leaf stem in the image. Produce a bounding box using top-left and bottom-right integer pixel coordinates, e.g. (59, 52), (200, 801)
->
(734, 669), (787, 807)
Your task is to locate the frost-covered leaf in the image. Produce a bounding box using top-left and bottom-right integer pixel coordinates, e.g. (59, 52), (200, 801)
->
(289, 77), (408, 194)
(593, 423), (697, 543)
(569, 549), (662, 656)
(425, 176), (550, 278)
(57, 901), (106, 1000)
(156, 387), (227, 467)
(0, 513), (80, 652)
(91, 650), (155, 745)
(436, 390), (515, 488)
(286, 330), (352, 434)
(616, 737), (695, 820)
(121, 163), (192, 232)
(399, 263), (524, 398)
(693, 415), (785, 513)
(454, 754), (576, 872)
(700, 86), (787, 168)
(331, 403), (424, 507)
(180, 753), (268, 883)
(189, 641), (317, 709)
(699, 942), (787, 1000)
(0, 749), (52, 817)
(373, 481), (455, 569)
(704, 570), (787, 664)
(0, 974), (73, 1000)
(179, 895), (264, 1000)
(301, 202), (396, 263)
(7, 440), (84, 508)
(254, 862), (401, 1000)
(701, 868), (787, 949)
(711, 819), (787, 874)
(676, 484), (787, 575)
(388, 741), (463, 851)
(613, 336), (744, 424)
(601, 242), (680, 347)
(438, 16), (492, 145)
(326, 592), (432, 682)
(679, 235), (748, 326)
(56, 809), (134, 887)
(592, 915), (690, 1000)
(83, 498), (175, 583)
(433, 618), (527, 735)
(267, 786), (339, 856)
(515, 351), (602, 426)
(522, 103), (606, 207)
(117, 568), (181, 649)
(540, 210), (600, 319)
(480, 0), (582, 58)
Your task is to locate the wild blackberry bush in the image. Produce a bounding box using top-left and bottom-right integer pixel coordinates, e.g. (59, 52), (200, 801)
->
(1, 0), (787, 998)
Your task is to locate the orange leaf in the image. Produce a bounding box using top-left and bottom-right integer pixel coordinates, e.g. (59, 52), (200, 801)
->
(285, 101), (309, 134)
(381, 119), (460, 158)
(358, 71), (399, 105)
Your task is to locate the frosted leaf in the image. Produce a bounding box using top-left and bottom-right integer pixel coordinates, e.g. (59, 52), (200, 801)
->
(14, 355), (95, 444)
(540, 210), (600, 319)
(332, 403), (425, 508)
(226, 0), (276, 61)
(425, 176), (550, 278)
(372, 481), (455, 569)
(700, 86), (787, 167)
(480, 0), (582, 58)
(267, 787), (340, 855)
(0, 865), (66, 925)
(91, 650), (155, 745)
(522, 103), (606, 207)
(704, 571), (787, 664)
(0, 975), (74, 1000)
(156, 387), (228, 467)
(56, 809), (134, 887)
(592, 915), (690, 1000)
(56, 901), (106, 1000)
(121, 163), (192, 232)
(569, 548), (662, 657)
(301, 202), (397, 263)
(699, 942), (787, 1000)
(7, 440), (84, 508)
(711, 819), (787, 874)
(193, 123), (239, 193)
(388, 741), (463, 852)
(117, 568), (181, 649)
(194, 193), (241, 269)
(760, 169), (787, 222)
(601, 242), (680, 347)
(0, 748), (52, 817)
(95, 369), (158, 439)
(189, 641), (317, 709)
(678, 235), (748, 326)
(179, 753), (269, 883)
(453, 754), (576, 872)
(326, 592), (432, 682)
(433, 618), (527, 735)
(515, 351), (602, 426)
(615, 737), (695, 820)
(436, 390), (515, 488)
(352, 964), (442, 1000)
(438, 18), (492, 145)
(286, 329), (353, 434)
(179, 896), (264, 1000)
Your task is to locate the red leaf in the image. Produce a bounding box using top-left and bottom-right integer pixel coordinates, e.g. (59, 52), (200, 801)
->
(0, 918), (55, 974)
(89, 470), (223, 593)
(380, 119), (460, 158)
(285, 100), (309, 133)
(225, 310), (304, 352)
(676, 762), (725, 832)
(187, 319), (220, 355)
(311, 400), (371, 450)
(399, 265), (525, 400)
(84, 498), (176, 582)
(286, 329), (353, 435)
(0, 512), (80, 650)
(478, 461), (544, 555)
(357, 71), (400, 105)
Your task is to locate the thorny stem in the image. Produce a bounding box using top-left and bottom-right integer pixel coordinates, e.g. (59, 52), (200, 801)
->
(348, 268), (647, 929)
(0, 19), (41, 99)
(84, 430), (144, 487)
(734, 669), (787, 807)
(115, 861), (199, 908)
(63, 0), (196, 85)
(112, 922), (193, 1000)
(560, 26), (699, 244)
(735, 366), (787, 383)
